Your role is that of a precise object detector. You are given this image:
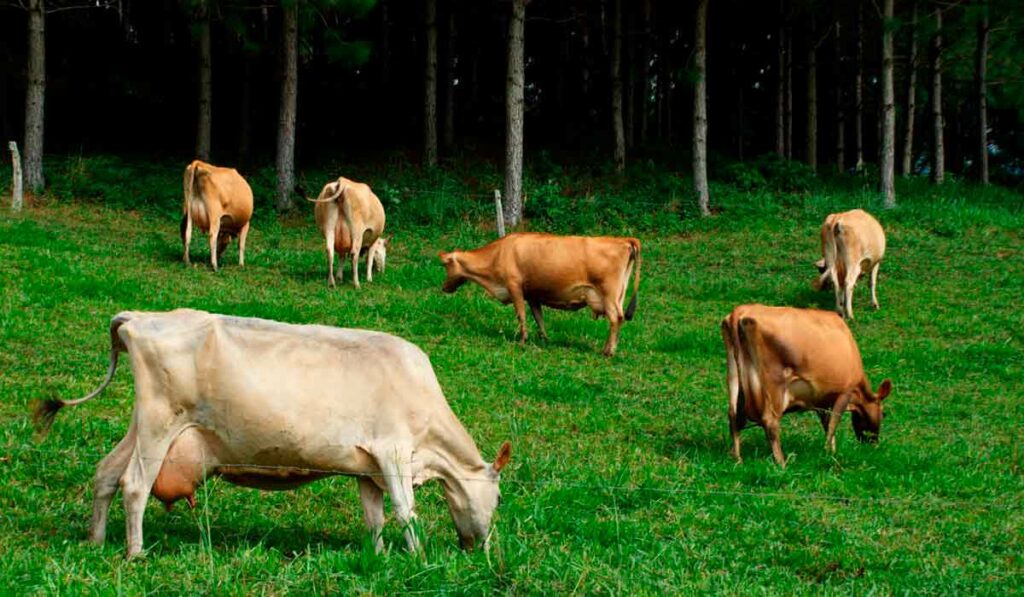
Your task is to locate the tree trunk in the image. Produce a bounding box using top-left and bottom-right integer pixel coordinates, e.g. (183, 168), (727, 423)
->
(624, 2), (634, 150)
(275, 0), (298, 211)
(976, 3), (989, 184)
(611, 0), (625, 173)
(880, 0), (895, 207)
(855, 0), (864, 171)
(806, 16), (818, 173)
(932, 8), (944, 184)
(901, 0), (918, 176)
(776, 0), (786, 157)
(834, 0), (845, 173)
(786, 26), (793, 159)
(423, 0), (438, 167)
(24, 0), (45, 193)
(640, 0), (651, 146)
(693, 0), (710, 217)
(502, 0), (526, 228)
(195, 0), (212, 161)
(442, 9), (456, 150)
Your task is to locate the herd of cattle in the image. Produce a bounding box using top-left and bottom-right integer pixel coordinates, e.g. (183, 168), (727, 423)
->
(35, 159), (892, 557)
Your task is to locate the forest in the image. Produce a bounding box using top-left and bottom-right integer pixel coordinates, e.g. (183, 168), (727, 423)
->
(1, 0), (1023, 594)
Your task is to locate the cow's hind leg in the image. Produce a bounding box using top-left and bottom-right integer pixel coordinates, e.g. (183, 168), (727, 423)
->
(207, 217), (222, 272)
(180, 215), (193, 266)
(120, 432), (177, 558)
(763, 417), (786, 467)
(358, 477), (385, 553)
(325, 225), (337, 287)
(528, 301), (548, 340)
(869, 262), (881, 310)
(722, 322), (744, 462)
(350, 226), (364, 289)
(89, 428), (136, 545)
(238, 221), (250, 268)
(600, 293), (624, 357)
(374, 447), (421, 552)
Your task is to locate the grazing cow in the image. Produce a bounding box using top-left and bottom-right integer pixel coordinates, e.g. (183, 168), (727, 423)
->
(181, 160), (254, 272)
(35, 309), (511, 557)
(438, 233), (641, 356)
(813, 209), (886, 320)
(721, 304), (892, 466)
(304, 178), (386, 288)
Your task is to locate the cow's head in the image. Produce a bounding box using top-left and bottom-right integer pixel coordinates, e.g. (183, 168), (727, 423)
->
(850, 379), (892, 443)
(446, 441), (511, 551)
(371, 236), (390, 273)
(439, 252), (468, 293)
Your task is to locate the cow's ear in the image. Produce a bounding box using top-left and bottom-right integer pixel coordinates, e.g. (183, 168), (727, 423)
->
(492, 441), (511, 474)
(876, 379), (892, 401)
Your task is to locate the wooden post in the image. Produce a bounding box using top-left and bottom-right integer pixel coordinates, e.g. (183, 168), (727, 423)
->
(494, 189), (505, 237)
(9, 141), (23, 211)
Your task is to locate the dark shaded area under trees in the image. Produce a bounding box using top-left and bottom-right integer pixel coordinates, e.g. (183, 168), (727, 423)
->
(2, 0), (1023, 214)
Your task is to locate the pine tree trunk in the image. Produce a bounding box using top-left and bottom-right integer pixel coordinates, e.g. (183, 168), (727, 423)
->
(275, 0), (298, 212)
(24, 0), (45, 193)
(423, 0), (438, 167)
(932, 8), (944, 184)
(611, 0), (625, 173)
(442, 9), (456, 150)
(901, 0), (918, 176)
(693, 0), (710, 217)
(834, 0), (845, 173)
(195, 0), (212, 161)
(976, 4), (989, 184)
(855, 0), (864, 171)
(880, 0), (895, 207)
(806, 16), (818, 173)
(785, 27), (793, 159)
(502, 0), (526, 228)
(639, 0), (651, 146)
(776, 0), (786, 157)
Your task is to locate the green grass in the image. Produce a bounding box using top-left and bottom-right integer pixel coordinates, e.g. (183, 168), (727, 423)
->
(1, 162), (1023, 594)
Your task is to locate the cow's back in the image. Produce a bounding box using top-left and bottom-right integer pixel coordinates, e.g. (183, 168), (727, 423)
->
(500, 233), (634, 284)
(834, 209), (885, 264)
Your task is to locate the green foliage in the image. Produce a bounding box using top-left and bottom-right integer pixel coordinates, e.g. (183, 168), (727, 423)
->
(2, 159), (1022, 593)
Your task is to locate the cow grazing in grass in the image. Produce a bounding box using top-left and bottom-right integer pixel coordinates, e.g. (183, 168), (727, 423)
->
(813, 209), (886, 320)
(439, 233), (641, 356)
(181, 160), (253, 271)
(303, 177), (387, 288)
(721, 304), (892, 466)
(35, 309), (511, 557)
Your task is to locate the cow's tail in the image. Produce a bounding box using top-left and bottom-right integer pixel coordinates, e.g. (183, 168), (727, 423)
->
(304, 180), (346, 204)
(33, 313), (134, 435)
(181, 161), (203, 237)
(624, 239), (642, 321)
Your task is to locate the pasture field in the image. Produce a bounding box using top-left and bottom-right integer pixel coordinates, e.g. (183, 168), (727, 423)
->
(1, 159), (1023, 594)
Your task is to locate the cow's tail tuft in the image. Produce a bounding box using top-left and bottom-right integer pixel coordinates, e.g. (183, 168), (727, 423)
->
(33, 312), (134, 436)
(624, 239), (642, 321)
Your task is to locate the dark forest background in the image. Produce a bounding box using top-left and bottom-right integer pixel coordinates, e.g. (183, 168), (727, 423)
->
(2, 0), (1023, 216)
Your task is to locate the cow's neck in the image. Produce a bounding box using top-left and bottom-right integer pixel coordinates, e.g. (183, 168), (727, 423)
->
(418, 413), (489, 495)
(456, 246), (504, 294)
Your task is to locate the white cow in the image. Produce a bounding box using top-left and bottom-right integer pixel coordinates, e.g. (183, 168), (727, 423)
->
(36, 309), (511, 557)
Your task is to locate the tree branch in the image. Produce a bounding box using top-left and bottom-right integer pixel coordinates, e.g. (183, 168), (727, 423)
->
(46, 1), (116, 15)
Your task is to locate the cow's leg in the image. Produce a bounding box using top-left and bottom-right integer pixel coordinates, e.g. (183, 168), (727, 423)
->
(120, 433), (177, 558)
(722, 324), (744, 463)
(350, 226), (364, 289)
(824, 392), (854, 453)
(325, 225), (337, 287)
(216, 232), (230, 261)
(376, 448), (421, 552)
(528, 301), (548, 340)
(601, 294), (623, 357)
(357, 477), (385, 553)
(366, 241), (376, 283)
(238, 221), (250, 268)
(869, 262), (881, 310)
(88, 429), (136, 545)
(208, 217), (222, 272)
(830, 267), (843, 315)
(508, 285), (528, 345)
(180, 214), (193, 266)
(843, 263), (862, 320)
(763, 417), (786, 467)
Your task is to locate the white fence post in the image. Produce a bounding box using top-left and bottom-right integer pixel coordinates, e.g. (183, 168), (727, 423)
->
(9, 141), (23, 211)
(494, 189), (506, 237)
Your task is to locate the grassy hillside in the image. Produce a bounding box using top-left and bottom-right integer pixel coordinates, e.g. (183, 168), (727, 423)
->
(1, 159), (1022, 593)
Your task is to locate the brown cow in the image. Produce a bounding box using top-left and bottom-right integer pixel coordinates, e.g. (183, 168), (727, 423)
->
(305, 177), (386, 288)
(181, 160), (254, 272)
(813, 209), (886, 319)
(721, 304), (892, 466)
(439, 233), (641, 356)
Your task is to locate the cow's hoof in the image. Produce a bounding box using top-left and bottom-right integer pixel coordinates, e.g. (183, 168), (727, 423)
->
(125, 548), (146, 560)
